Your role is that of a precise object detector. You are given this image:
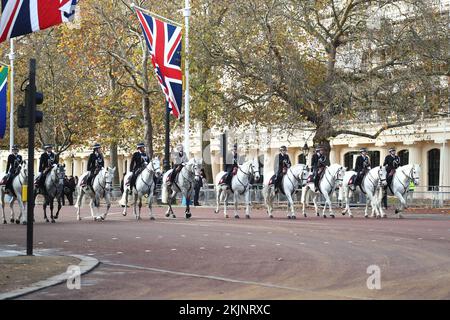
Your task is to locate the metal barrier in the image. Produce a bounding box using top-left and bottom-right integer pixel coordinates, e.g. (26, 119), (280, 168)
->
(67, 184), (450, 209)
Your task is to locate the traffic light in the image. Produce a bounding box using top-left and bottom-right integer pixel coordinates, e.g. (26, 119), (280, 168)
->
(17, 83), (44, 128)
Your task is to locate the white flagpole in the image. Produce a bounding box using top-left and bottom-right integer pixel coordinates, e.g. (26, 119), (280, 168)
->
(183, 0), (190, 156)
(8, 38), (14, 152)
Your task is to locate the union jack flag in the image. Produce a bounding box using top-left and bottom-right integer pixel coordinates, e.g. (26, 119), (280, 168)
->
(0, 0), (78, 44)
(135, 8), (182, 119)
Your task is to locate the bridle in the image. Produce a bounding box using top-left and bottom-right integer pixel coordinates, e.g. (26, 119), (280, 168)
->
(285, 165), (308, 193)
(321, 166), (343, 194)
(361, 166), (386, 194)
(95, 168), (113, 196)
(235, 161), (259, 194)
(395, 166), (418, 194)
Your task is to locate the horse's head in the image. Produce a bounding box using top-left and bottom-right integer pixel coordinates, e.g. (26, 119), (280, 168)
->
(332, 164), (346, 188)
(300, 164), (309, 182)
(19, 160), (27, 177)
(250, 158), (260, 182)
(150, 158), (162, 178)
(411, 164), (420, 186)
(378, 165), (387, 187)
(104, 167), (116, 192)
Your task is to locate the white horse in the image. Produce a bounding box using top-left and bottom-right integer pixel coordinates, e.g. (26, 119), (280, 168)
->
(0, 161), (28, 224)
(34, 164), (66, 223)
(161, 158), (202, 219)
(382, 164), (420, 216)
(263, 164), (309, 219)
(119, 158), (162, 220)
(74, 166), (116, 221)
(214, 158), (260, 219)
(301, 164), (346, 218)
(339, 166), (387, 219)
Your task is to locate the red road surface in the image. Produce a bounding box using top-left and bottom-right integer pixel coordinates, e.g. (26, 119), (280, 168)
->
(1, 204), (449, 299)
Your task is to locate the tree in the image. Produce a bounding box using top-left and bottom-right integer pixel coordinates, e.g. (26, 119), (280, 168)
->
(195, 0), (448, 150)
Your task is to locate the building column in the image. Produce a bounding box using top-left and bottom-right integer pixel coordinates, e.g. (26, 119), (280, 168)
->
(73, 158), (81, 178)
(440, 142), (449, 186)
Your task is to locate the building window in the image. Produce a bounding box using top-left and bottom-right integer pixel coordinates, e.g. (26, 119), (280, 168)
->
(298, 154), (307, 165)
(368, 151), (380, 167)
(344, 152), (358, 170)
(398, 150), (409, 166)
(428, 149), (440, 190)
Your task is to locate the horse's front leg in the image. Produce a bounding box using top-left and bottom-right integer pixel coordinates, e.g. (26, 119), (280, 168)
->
(267, 187), (274, 218)
(74, 189), (84, 221)
(133, 193), (139, 220)
(301, 187), (308, 218)
(322, 193), (334, 218)
(98, 193), (112, 221)
(312, 193), (320, 217)
(214, 187), (221, 214)
(394, 191), (407, 216)
(9, 196), (16, 223)
(55, 196), (63, 220)
(244, 189), (251, 219)
(89, 197), (96, 221)
(286, 192), (296, 219)
(185, 192), (192, 219)
(165, 190), (177, 219)
(50, 198), (56, 223)
(16, 197), (27, 224)
(43, 197), (50, 223)
(233, 192), (239, 219)
(148, 188), (155, 221)
(1, 192), (6, 224)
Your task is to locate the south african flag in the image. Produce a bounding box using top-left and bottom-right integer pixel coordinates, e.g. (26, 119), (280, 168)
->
(0, 65), (8, 139)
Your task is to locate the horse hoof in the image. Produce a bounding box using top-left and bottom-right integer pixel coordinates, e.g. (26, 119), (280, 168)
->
(303, 214), (307, 218)
(323, 215), (327, 219)
(10, 218), (14, 223)
(364, 215), (369, 219)
(16, 219), (20, 224)
(165, 213), (170, 218)
(350, 215), (354, 219)
(51, 219), (55, 223)
(287, 216), (291, 220)
(395, 209), (399, 214)
(45, 219), (49, 223)
(150, 216), (155, 221)
(225, 215), (229, 219)
(234, 215), (240, 219)
(246, 215), (250, 219)
(292, 216), (297, 220)
(172, 215), (176, 219)
(316, 213), (320, 217)
(3, 220), (6, 224)
(331, 215), (335, 219)
(269, 215), (273, 219)
(185, 213), (191, 219)
(382, 215), (387, 219)
(22, 221), (27, 225)
(214, 210), (219, 214)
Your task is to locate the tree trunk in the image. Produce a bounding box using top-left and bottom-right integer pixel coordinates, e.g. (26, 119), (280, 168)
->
(142, 95), (154, 158)
(109, 142), (120, 185)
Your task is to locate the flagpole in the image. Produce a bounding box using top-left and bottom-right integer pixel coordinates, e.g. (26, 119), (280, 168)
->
(183, 0), (190, 156)
(131, 3), (182, 27)
(8, 38), (14, 152)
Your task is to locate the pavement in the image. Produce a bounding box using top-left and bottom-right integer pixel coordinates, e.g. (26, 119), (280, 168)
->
(0, 203), (449, 300)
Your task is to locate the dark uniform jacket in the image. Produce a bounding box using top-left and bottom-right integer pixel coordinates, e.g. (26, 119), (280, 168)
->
(226, 152), (242, 173)
(6, 154), (23, 174)
(355, 155), (371, 173)
(274, 153), (291, 175)
(87, 152), (104, 173)
(39, 152), (58, 173)
(130, 151), (150, 172)
(383, 154), (400, 173)
(311, 152), (326, 171)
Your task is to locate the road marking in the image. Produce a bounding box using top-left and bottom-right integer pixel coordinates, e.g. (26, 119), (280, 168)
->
(225, 233), (230, 236)
(171, 249), (177, 251)
(276, 243), (281, 246)
(371, 240), (377, 242)
(181, 235), (186, 238)
(135, 237), (141, 239)
(247, 232), (252, 235)
(417, 238), (423, 240)
(204, 234), (209, 236)
(348, 241), (353, 244)
(224, 246), (231, 249)
(63, 240), (69, 243)
(395, 239), (401, 241)
(145, 250), (151, 253)
(7, 244), (17, 247)
(200, 247), (205, 250)
(38, 242), (44, 245)
(323, 242), (329, 245)
(250, 245), (256, 247)
(116, 252), (123, 254)
(439, 237), (445, 240)
(88, 253), (95, 256)
(112, 237), (118, 240)
(103, 262), (366, 300)
(87, 239), (92, 242)
(299, 242), (305, 245)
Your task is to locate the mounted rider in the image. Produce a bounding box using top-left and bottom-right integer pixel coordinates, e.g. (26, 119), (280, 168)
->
(383, 147), (400, 187)
(2, 145), (23, 194)
(310, 145), (327, 192)
(35, 144), (59, 191)
(168, 144), (188, 186)
(128, 142), (150, 190)
(83, 143), (104, 188)
(272, 146), (291, 191)
(354, 147), (371, 188)
(222, 143), (242, 189)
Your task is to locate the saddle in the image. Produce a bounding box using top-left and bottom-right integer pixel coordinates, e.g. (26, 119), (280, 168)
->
(269, 174), (285, 195)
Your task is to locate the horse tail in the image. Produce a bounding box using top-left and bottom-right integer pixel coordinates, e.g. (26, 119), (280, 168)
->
(161, 182), (169, 204)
